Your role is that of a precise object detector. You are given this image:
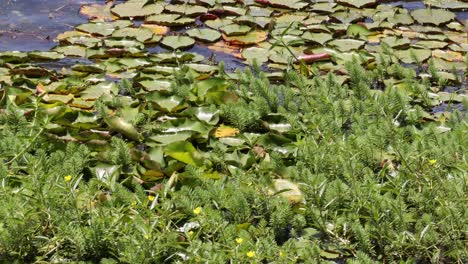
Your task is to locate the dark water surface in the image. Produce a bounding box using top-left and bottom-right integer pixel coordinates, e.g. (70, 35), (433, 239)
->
(0, 0), (100, 51)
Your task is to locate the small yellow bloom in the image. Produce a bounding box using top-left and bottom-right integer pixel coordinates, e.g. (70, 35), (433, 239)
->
(144, 234), (150, 240)
(429, 159), (437, 165)
(193, 207), (202, 215)
(194, 256), (201, 263)
(64, 175), (72, 182)
(148, 195), (155, 201)
(235, 238), (244, 244)
(246, 251), (255, 258)
(131, 201), (137, 207)
(188, 231), (194, 237)
(279, 251), (284, 257)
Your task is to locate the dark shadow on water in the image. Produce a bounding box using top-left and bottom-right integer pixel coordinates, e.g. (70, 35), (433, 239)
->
(0, 0), (100, 51)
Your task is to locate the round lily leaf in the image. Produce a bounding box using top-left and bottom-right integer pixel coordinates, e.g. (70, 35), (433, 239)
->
(222, 30), (268, 46)
(164, 4), (208, 16)
(219, 24), (252, 36)
(161, 36), (195, 50)
(80, 2), (115, 20)
(146, 14), (195, 26)
(424, 0), (468, 10)
(76, 22), (115, 36)
(241, 47), (269, 65)
(111, 1), (164, 18)
(337, 0), (377, 8)
(205, 18), (233, 30)
(395, 48), (431, 64)
(328, 39), (365, 52)
(411, 9), (455, 26)
(186, 28), (221, 42)
(28, 51), (64, 60)
(381, 36), (411, 49)
(112, 27), (154, 43)
(301, 32), (333, 45)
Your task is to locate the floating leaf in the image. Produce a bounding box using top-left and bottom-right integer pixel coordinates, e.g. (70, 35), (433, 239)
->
(164, 141), (203, 166)
(411, 9), (455, 26)
(220, 24), (251, 36)
(270, 179), (304, 203)
(80, 2), (115, 20)
(105, 116), (142, 141)
(146, 14), (195, 26)
(328, 39), (365, 52)
(241, 47), (269, 65)
(186, 28), (221, 42)
(111, 1), (164, 18)
(160, 36), (195, 50)
(76, 22), (115, 36)
(337, 0), (377, 8)
(223, 30), (268, 45)
(112, 27), (154, 43)
(395, 48), (431, 64)
(164, 4), (208, 16)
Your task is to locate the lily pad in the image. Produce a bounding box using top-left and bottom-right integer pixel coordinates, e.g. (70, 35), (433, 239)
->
(220, 24), (252, 36)
(301, 32), (333, 45)
(111, 1), (165, 18)
(165, 4), (208, 16)
(411, 9), (455, 26)
(328, 39), (365, 52)
(337, 0), (377, 8)
(186, 28), (222, 42)
(146, 14), (195, 26)
(112, 27), (154, 43)
(241, 47), (269, 65)
(395, 48), (431, 64)
(76, 22), (115, 36)
(222, 30), (268, 46)
(160, 36), (195, 50)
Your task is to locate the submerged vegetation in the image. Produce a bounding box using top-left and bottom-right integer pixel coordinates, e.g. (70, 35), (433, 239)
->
(0, 0), (467, 263)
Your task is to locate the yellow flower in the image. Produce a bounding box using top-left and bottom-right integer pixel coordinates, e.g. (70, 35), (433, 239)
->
(279, 251), (284, 257)
(131, 201), (137, 207)
(194, 256), (201, 263)
(246, 251), (255, 258)
(235, 238), (244, 244)
(148, 195), (155, 201)
(144, 234), (150, 240)
(429, 159), (437, 165)
(188, 231), (194, 237)
(193, 207), (202, 215)
(64, 175), (72, 182)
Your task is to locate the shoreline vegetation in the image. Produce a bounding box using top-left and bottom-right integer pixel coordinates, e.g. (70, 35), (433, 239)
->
(1, 0), (467, 263)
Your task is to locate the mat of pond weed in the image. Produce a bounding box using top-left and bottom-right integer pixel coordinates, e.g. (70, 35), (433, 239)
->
(0, 0), (466, 181)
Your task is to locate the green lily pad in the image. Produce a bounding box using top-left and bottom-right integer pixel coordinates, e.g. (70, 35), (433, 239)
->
(76, 22), (115, 36)
(164, 141), (203, 166)
(301, 32), (333, 45)
(328, 39), (365, 52)
(0, 51), (29, 63)
(204, 18), (232, 30)
(161, 36), (195, 50)
(165, 4), (208, 16)
(220, 24), (252, 36)
(346, 24), (370, 39)
(28, 51), (64, 60)
(381, 36), (411, 49)
(146, 14), (195, 26)
(270, 179), (304, 203)
(222, 30), (268, 45)
(111, 1), (164, 18)
(104, 39), (145, 49)
(415, 40), (448, 49)
(395, 48), (431, 64)
(337, 0), (377, 8)
(242, 47), (269, 65)
(411, 9), (455, 26)
(186, 28), (221, 42)
(249, 6), (273, 17)
(65, 36), (102, 48)
(112, 27), (154, 43)
(53, 45), (87, 57)
(424, 0), (468, 10)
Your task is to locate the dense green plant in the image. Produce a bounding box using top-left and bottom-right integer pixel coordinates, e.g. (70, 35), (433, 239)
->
(0, 57), (466, 264)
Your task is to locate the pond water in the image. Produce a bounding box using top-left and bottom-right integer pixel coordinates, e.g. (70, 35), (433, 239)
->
(0, 0), (103, 51)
